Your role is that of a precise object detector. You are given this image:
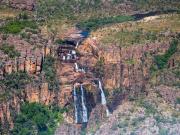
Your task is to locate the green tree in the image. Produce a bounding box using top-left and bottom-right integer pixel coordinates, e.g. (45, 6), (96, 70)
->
(11, 102), (64, 135)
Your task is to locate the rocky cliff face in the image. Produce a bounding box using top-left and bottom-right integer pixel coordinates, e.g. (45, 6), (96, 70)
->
(0, 33), (54, 131)
(90, 85), (180, 135)
(0, 83), (55, 130)
(78, 38), (170, 91)
(0, 33), (52, 75)
(0, 0), (36, 10)
(0, 31), (175, 134)
(79, 41), (175, 115)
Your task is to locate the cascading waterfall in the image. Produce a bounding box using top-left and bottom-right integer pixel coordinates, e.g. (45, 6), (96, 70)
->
(74, 63), (85, 73)
(73, 86), (78, 123)
(75, 41), (79, 48)
(75, 63), (79, 72)
(98, 80), (110, 116)
(80, 84), (88, 122)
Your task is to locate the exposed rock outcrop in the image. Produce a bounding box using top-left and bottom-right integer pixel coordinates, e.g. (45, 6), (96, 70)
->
(0, 82), (57, 130)
(0, 34), (52, 75)
(0, 0), (36, 11)
(79, 38), (170, 91)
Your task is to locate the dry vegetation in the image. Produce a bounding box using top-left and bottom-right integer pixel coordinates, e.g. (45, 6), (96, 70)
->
(90, 14), (180, 47)
(0, 6), (20, 20)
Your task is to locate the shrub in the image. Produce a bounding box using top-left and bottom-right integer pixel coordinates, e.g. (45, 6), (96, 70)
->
(20, 32), (30, 39)
(2, 34), (8, 40)
(137, 99), (157, 115)
(55, 39), (66, 44)
(173, 70), (180, 78)
(0, 44), (20, 58)
(159, 128), (168, 135)
(18, 12), (29, 20)
(0, 20), (37, 34)
(43, 56), (59, 90)
(154, 39), (178, 69)
(0, 71), (31, 90)
(118, 120), (128, 128)
(11, 102), (64, 135)
(176, 97), (180, 104)
(77, 15), (134, 30)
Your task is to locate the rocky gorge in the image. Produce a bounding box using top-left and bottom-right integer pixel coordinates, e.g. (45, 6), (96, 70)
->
(0, 1), (180, 135)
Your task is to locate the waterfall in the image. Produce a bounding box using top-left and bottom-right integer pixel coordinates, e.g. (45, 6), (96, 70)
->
(73, 86), (78, 123)
(63, 56), (66, 60)
(80, 84), (88, 122)
(98, 80), (110, 116)
(75, 63), (79, 72)
(74, 63), (85, 73)
(75, 41), (79, 48)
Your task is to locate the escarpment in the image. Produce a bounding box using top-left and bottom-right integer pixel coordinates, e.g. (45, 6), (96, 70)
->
(0, 3), (180, 133)
(0, 34), (52, 75)
(0, 29), (177, 134)
(0, 33), (56, 131)
(79, 39), (170, 90)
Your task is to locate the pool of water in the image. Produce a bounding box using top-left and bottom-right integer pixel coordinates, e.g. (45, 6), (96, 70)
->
(80, 31), (89, 38)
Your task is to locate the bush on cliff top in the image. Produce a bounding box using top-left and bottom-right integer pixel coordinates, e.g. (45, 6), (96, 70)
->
(0, 71), (31, 91)
(0, 20), (37, 34)
(154, 39), (178, 69)
(0, 44), (20, 58)
(42, 56), (59, 90)
(11, 102), (64, 135)
(77, 15), (134, 30)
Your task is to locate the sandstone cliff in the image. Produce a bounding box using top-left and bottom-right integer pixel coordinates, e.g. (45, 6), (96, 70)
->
(0, 0), (35, 11)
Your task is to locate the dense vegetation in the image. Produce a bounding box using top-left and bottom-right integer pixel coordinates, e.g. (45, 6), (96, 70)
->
(0, 44), (20, 58)
(0, 71), (31, 91)
(36, 0), (116, 20)
(77, 15), (134, 30)
(154, 39), (178, 69)
(11, 102), (64, 135)
(42, 56), (59, 90)
(0, 20), (37, 34)
(36, 0), (180, 33)
(36, 0), (180, 19)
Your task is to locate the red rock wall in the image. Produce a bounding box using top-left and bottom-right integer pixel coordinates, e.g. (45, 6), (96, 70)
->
(0, 82), (57, 130)
(0, 46), (52, 75)
(100, 43), (170, 90)
(3, 0), (36, 10)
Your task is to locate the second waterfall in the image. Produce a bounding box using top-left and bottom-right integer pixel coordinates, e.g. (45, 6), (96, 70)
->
(80, 84), (88, 123)
(73, 85), (88, 123)
(98, 80), (110, 116)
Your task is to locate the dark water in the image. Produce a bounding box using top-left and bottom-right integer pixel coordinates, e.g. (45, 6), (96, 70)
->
(61, 10), (179, 46)
(62, 31), (89, 46)
(80, 31), (89, 38)
(133, 9), (179, 21)
(77, 10), (179, 37)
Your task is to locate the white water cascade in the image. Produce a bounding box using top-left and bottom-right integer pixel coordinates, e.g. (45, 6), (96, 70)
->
(74, 63), (85, 73)
(73, 86), (78, 123)
(75, 41), (79, 48)
(80, 84), (88, 122)
(98, 80), (110, 116)
(75, 63), (79, 72)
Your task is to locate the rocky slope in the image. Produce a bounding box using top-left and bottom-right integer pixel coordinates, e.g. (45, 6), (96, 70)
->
(0, 2), (180, 135)
(92, 86), (180, 135)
